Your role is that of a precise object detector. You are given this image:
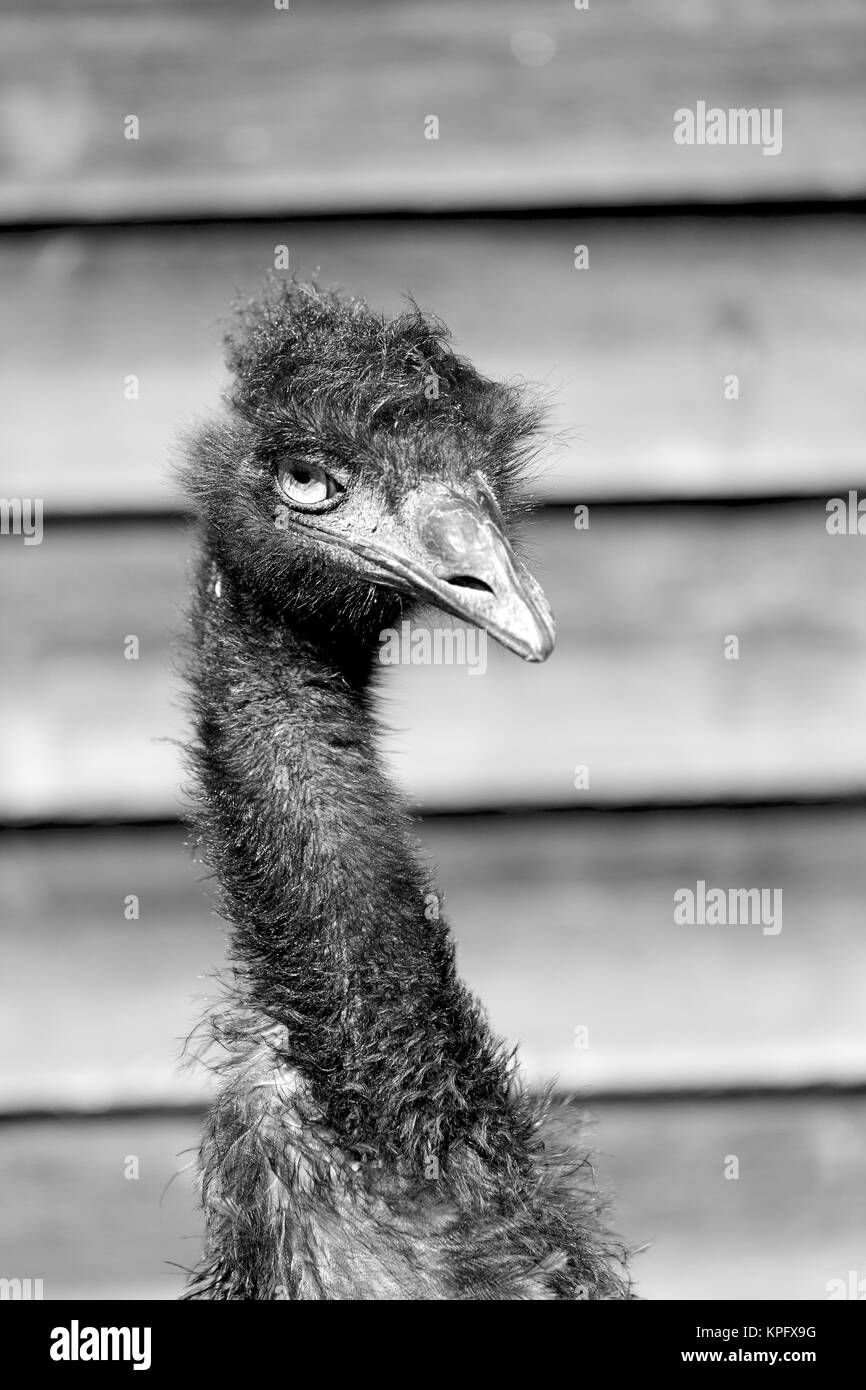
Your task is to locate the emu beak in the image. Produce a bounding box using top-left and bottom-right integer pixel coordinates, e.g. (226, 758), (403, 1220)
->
(359, 479), (556, 663)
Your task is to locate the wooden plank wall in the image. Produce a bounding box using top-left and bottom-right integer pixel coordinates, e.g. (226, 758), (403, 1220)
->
(2, 0), (865, 219)
(4, 504), (866, 819)
(4, 812), (866, 1112)
(4, 218), (866, 508)
(2, 0), (865, 1298)
(6, 1097), (866, 1300)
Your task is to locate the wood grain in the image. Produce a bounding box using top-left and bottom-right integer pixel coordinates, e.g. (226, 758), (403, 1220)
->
(2, 504), (865, 820)
(2, 810), (865, 1109)
(4, 217), (866, 510)
(2, 1097), (864, 1299)
(1, 0), (864, 222)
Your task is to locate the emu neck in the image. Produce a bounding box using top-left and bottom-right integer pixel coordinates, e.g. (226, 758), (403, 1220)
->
(191, 557), (525, 1167)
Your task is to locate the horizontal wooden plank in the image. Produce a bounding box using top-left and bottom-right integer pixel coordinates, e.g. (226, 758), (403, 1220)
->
(606, 1095), (866, 1301)
(4, 217), (866, 510)
(1, 0), (864, 223)
(2, 505), (865, 820)
(2, 810), (865, 1109)
(2, 1097), (865, 1298)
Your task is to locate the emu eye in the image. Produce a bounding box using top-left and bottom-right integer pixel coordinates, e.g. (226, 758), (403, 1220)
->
(277, 462), (342, 508)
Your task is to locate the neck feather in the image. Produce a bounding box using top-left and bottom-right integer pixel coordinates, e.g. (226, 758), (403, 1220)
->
(187, 550), (533, 1171)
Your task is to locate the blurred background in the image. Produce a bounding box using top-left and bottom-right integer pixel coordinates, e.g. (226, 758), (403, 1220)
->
(2, 0), (866, 1300)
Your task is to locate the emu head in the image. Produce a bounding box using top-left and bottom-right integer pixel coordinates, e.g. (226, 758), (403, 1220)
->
(187, 280), (555, 663)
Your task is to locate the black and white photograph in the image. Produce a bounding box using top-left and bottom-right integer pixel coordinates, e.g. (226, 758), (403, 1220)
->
(1, 0), (865, 1341)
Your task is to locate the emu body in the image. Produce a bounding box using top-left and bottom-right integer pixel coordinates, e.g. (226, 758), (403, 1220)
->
(182, 282), (630, 1299)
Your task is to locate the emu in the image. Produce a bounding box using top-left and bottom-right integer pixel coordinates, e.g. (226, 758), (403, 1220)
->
(181, 280), (630, 1300)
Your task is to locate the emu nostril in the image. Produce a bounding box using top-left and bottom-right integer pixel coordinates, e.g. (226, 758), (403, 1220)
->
(445, 575), (495, 594)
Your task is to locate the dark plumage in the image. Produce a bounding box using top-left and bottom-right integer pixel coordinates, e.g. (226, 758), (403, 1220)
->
(180, 280), (631, 1299)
